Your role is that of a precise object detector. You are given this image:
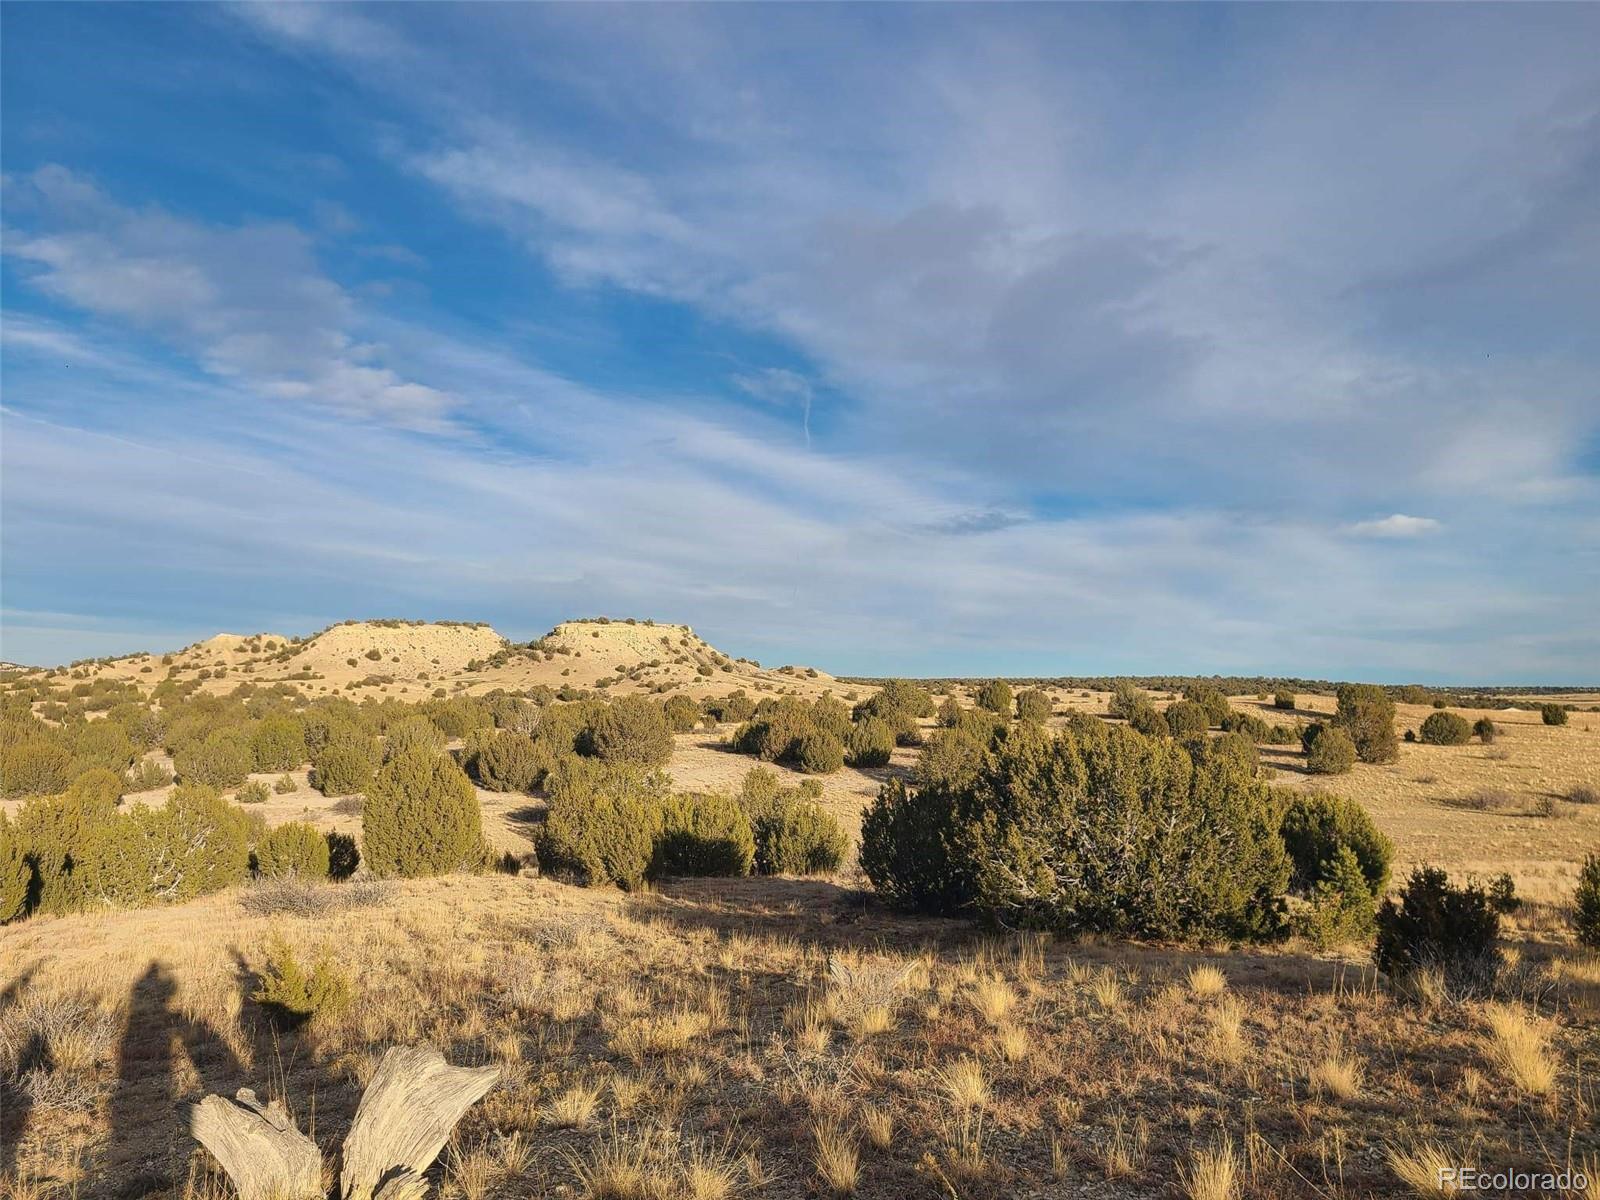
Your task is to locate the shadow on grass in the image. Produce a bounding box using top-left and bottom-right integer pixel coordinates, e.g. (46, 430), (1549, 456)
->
(634, 875), (1381, 998)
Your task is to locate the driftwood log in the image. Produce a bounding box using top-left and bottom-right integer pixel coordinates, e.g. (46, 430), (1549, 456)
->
(188, 1045), (499, 1200)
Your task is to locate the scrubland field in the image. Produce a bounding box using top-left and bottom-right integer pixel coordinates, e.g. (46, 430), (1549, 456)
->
(2, 620), (1597, 1200)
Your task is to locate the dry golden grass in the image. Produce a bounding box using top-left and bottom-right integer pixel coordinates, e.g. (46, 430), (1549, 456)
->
(1251, 691), (1600, 904)
(812, 1121), (859, 1195)
(1309, 1051), (1364, 1101)
(545, 1081), (603, 1129)
(967, 975), (1018, 1025)
(1481, 1002), (1558, 1096)
(859, 1106), (892, 1150)
(1181, 1137), (1240, 1200)
(1, 864), (1594, 1199)
(1091, 969), (1125, 1012)
(1385, 1141), (1459, 1196)
(1187, 964), (1228, 998)
(938, 1056), (989, 1110)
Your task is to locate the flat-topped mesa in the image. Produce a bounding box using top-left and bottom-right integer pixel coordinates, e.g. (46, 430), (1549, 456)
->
(539, 619), (705, 661)
(296, 621), (509, 676)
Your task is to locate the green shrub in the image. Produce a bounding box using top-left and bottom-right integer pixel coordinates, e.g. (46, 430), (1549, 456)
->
(738, 765), (783, 813)
(312, 743), (375, 796)
(1472, 717), (1496, 744)
(891, 712), (924, 748)
(250, 715), (306, 772)
(702, 692), (756, 724)
(959, 723), (1288, 940)
(845, 718), (895, 769)
(975, 680), (1013, 717)
(585, 696), (673, 767)
(274, 774), (297, 794)
(383, 715), (446, 762)
(663, 694), (700, 733)
(150, 783), (254, 900)
(1575, 854), (1600, 950)
(301, 707), (364, 757)
(127, 759), (174, 791)
(810, 695), (853, 741)
(361, 749), (483, 879)
(1015, 689), (1052, 724)
(67, 767), (125, 808)
(1219, 711), (1272, 743)
(792, 731), (844, 775)
(1488, 872), (1520, 915)
(1163, 701), (1210, 737)
(731, 700), (815, 763)
(237, 780), (271, 804)
(472, 730), (545, 792)
(1183, 684), (1232, 727)
(175, 727), (254, 788)
(1273, 692), (1296, 711)
(422, 697), (494, 739)
(1107, 681), (1143, 719)
(1, 735), (72, 798)
(860, 777), (974, 916)
(252, 933), (351, 1029)
(753, 799), (848, 876)
(1541, 703), (1568, 726)
(256, 821), (331, 879)
(0, 811), (27, 923)
(652, 792), (755, 877)
(539, 758), (666, 889)
(937, 696), (962, 727)
(1375, 867), (1499, 992)
(14, 788), (120, 914)
(854, 680), (935, 724)
(326, 832), (360, 881)
(1305, 727), (1356, 774)
(1419, 711), (1471, 746)
(1127, 703), (1169, 738)
(63, 723), (134, 780)
(1334, 684), (1398, 764)
(71, 784), (253, 910)
(914, 727), (991, 793)
(1292, 845), (1378, 949)
(1279, 793), (1392, 898)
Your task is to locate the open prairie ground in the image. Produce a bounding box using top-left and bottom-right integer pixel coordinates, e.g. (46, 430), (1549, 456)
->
(3, 871), (1596, 1200)
(3, 648), (1597, 1199)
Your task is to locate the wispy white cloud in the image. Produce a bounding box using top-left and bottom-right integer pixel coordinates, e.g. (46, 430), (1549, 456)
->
(1344, 514), (1442, 540)
(3, 167), (455, 430)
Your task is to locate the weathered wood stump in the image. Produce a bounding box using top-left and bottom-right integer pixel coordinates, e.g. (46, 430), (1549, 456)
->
(339, 1046), (501, 1200)
(188, 1089), (321, 1200)
(188, 1045), (499, 1200)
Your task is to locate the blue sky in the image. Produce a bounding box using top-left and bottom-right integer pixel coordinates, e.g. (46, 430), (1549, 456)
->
(2, 4), (1597, 681)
